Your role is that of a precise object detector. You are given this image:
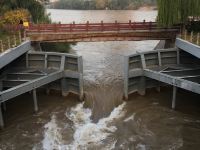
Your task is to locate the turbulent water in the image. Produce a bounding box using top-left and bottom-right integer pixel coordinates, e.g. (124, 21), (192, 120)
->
(0, 9), (200, 150)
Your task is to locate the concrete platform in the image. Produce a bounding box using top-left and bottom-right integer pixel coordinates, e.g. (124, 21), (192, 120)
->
(124, 41), (200, 109)
(0, 51), (83, 128)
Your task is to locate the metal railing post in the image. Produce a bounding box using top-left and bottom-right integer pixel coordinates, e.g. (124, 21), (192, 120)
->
(18, 30), (22, 43)
(101, 21), (104, 31)
(13, 34), (17, 47)
(86, 21), (89, 32)
(73, 21), (75, 31)
(197, 33), (200, 45)
(149, 21), (152, 30)
(184, 30), (187, 40)
(0, 40), (3, 52)
(70, 23), (72, 32)
(7, 37), (11, 49)
(129, 20), (131, 29)
(115, 20), (120, 31)
(190, 31), (193, 42)
(23, 30), (26, 41)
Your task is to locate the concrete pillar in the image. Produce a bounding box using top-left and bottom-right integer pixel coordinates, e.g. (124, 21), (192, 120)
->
(172, 86), (177, 109)
(0, 103), (4, 128)
(33, 89), (38, 112)
(61, 78), (69, 97)
(79, 74), (84, 101)
(138, 76), (146, 96)
(123, 56), (129, 100)
(138, 54), (146, 96)
(44, 54), (48, 69)
(158, 51), (162, 67)
(177, 49), (180, 65)
(156, 51), (162, 92)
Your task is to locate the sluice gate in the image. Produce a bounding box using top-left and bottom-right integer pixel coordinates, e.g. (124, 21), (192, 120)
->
(124, 39), (200, 109)
(0, 43), (83, 128)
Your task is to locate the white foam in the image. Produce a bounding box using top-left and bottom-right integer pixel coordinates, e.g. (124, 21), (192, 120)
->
(136, 144), (146, 150)
(168, 138), (183, 150)
(65, 102), (126, 149)
(124, 113), (136, 122)
(42, 115), (63, 150)
(41, 102), (126, 149)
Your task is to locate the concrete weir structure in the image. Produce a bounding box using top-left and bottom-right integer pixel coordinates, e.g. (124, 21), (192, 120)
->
(0, 41), (83, 128)
(124, 38), (200, 109)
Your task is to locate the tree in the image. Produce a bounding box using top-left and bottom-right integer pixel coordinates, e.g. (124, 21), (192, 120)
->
(95, 0), (107, 9)
(157, 0), (200, 26)
(1, 9), (30, 25)
(0, 0), (50, 23)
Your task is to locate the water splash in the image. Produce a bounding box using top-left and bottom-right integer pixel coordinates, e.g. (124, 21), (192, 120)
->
(124, 113), (136, 122)
(66, 102), (126, 149)
(42, 115), (63, 150)
(41, 102), (126, 150)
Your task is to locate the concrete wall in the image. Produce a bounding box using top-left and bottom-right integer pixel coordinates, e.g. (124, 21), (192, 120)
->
(124, 47), (200, 99)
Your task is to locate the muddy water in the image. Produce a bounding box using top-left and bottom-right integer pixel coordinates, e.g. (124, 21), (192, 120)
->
(70, 41), (158, 121)
(0, 9), (200, 150)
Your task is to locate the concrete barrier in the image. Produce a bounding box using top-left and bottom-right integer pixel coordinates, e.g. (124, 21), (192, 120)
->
(0, 51), (83, 128)
(124, 48), (179, 99)
(124, 45), (200, 109)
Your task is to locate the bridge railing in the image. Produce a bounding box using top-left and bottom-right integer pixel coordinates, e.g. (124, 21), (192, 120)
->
(25, 21), (180, 33)
(179, 30), (200, 46)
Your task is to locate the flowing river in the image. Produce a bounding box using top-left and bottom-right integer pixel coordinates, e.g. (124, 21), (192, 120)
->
(0, 9), (200, 150)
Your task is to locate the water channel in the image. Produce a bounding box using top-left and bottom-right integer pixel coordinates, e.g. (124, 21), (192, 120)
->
(0, 9), (200, 150)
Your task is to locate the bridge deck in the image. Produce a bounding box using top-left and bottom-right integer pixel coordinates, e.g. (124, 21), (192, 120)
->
(25, 22), (180, 42)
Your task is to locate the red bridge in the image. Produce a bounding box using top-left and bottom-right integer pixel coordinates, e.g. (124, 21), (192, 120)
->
(24, 21), (180, 42)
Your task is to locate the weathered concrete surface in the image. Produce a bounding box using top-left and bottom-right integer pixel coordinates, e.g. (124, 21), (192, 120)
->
(0, 41), (31, 69)
(0, 51), (83, 128)
(124, 42), (200, 109)
(176, 38), (200, 59)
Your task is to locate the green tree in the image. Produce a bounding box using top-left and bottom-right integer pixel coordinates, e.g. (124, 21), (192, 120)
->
(0, 0), (50, 23)
(157, 0), (200, 27)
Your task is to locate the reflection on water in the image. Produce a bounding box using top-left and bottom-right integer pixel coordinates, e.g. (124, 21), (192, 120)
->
(47, 9), (157, 23)
(1, 9), (200, 150)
